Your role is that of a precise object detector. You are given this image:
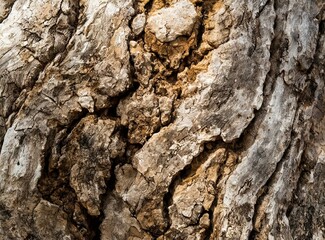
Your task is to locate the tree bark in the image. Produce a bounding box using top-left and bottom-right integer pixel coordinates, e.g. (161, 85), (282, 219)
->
(0, 0), (324, 239)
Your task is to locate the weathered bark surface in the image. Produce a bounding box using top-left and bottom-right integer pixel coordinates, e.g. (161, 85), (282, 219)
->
(0, 0), (324, 239)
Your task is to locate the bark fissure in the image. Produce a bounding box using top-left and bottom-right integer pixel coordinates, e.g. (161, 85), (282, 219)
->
(248, 130), (296, 239)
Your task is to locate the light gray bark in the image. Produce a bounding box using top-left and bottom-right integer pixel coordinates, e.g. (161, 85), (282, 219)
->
(0, 0), (324, 239)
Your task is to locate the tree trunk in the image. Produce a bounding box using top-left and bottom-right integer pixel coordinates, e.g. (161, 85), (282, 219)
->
(0, 0), (324, 239)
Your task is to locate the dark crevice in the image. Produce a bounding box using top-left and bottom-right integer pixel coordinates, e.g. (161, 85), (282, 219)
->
(39, 107), (89, 183)
(255, 0), (271, 18)
(161, 189), (172, 235)
(204, 149), (232, 240)
(201, 0), (220, 14)
(63, 109), (89, 138)
(181, 13), (205, 67)
(158, 139), (233, 239)
(86, 214), (103, 240)
(285, 155), (311, 217)
(287, 117), (320, 216)
(25, 234), (40, 240)
(36, 43), (140, 238)
(308, 18), (325, 79)
(94, 104), (119, 119)
(123, 0), (221, 151)
(38, 102), (131, 239)
(181, 0), (221, 69)
(37, 109), (94, 239)
(90, 154), (125, 240)
(143, 0), (154, 14)
(157, 141), (216, 237)
(248, 135), (295, 240)
(248, 229), (258, 240)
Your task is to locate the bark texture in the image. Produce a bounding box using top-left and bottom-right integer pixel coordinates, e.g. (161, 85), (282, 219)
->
(0, 0), (324, 239)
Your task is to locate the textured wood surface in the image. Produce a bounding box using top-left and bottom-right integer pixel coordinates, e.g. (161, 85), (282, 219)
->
(0, 0), (324, 239)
